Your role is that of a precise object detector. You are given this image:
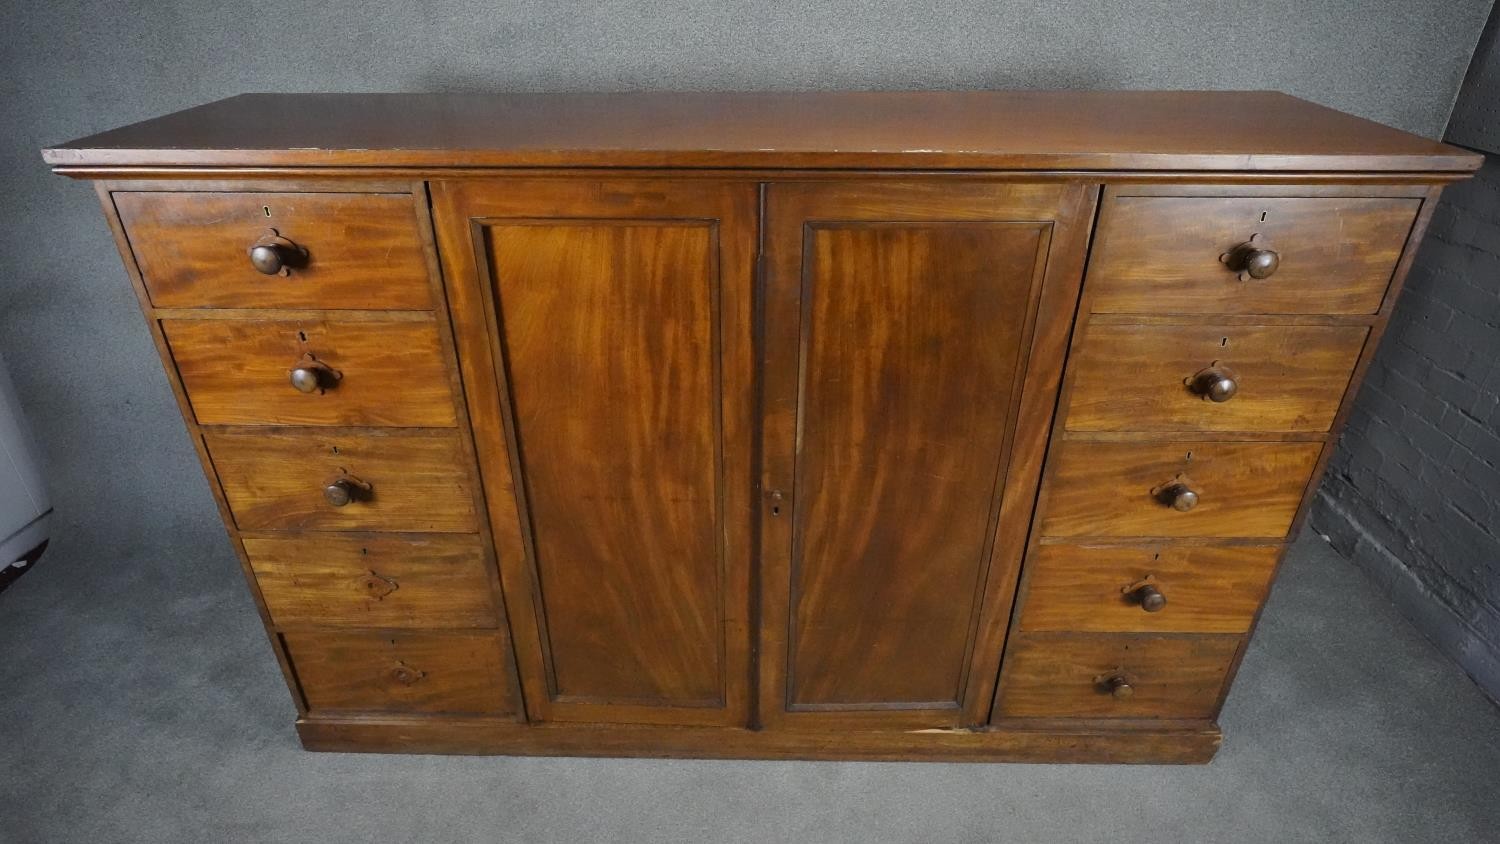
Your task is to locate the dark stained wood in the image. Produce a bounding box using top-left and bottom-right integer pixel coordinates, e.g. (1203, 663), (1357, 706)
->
(993, 634), (1241, 719)
(788, 223), (1036, 712)
(246, 533), (500, 628)
(1039, 440), (1323, 539)
(1016, 544), (1281, 634)
(111, 190), (434, 309)
(52, 93), (1478, 762)
(163, 317), (457, 427)
(206, 430), (479, 532)
(1088, 192), (1421, 314)
(46, 92), (1480, 173)
(760, 181), (1095, 728)
(298, 715), (1224, 764)
(1064, 323), (1369, 433)
(284, 630), (519, 716)
(431, 179), (757, 727)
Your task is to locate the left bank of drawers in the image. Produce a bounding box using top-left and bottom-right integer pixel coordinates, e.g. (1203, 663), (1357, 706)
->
(113, 188), (518, 718)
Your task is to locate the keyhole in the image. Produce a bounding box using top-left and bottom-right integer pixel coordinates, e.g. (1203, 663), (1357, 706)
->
(330, 446), (341, 456)
(1259, 210), (1268, 222)
(1185, 450), (1194, 463)
(297, 331), (308, 342)
(263, 205), (273, 218)
(1221, 336), (1229, 347)
(771, 505), (781, 516)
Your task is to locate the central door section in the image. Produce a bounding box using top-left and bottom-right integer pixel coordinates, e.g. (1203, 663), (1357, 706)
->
(759, 182), (1094, 728)
(433, 180), (757, 726)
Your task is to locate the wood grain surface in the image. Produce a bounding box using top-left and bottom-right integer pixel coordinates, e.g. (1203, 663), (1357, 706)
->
(207, 430), (479, 532)
(164, 318), (457, 427)
(1064, 323), (1368, 433)
(284, 629), (518, 716)
(114, 190), (433, 309)
(246, 534), (499, 628)
(994, 633), (1241, 719)
(1017, 544), (1281, 634)
(48, 92), (1479, 173)
(1088, 194), (1419, 314)
(1040, 440), (1323, 538)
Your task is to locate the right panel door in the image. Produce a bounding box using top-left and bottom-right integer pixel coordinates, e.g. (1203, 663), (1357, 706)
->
(760, 182), (1095, 729)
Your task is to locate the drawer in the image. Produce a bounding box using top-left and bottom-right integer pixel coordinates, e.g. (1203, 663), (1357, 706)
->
(283, 629), (518, 716)
(1064, 323), (1368, 433)
(113, 191), (434, 310)
(164, 318), (457, 427)
(1039, 440), (1322, 538)
(1017, 544), (1280, 634)
(993, 633), (1240, 719)
(245, 534), (499, 628)
(206, 430), (479, 532)
(1087, 194), (1419, 314)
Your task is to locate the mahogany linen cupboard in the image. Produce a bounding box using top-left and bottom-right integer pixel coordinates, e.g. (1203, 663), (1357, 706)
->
(44, 92), (1481, 763)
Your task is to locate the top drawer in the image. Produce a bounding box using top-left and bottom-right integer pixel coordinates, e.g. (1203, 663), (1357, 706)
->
(114, 191), (435, 310)
(1086, 192), (1421, 315)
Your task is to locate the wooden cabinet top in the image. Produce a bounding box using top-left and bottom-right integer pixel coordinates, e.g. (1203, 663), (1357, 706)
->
(44, 90), (1481, 174)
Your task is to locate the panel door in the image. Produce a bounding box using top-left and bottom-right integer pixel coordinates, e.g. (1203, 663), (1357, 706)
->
(760, 181), (1096, 728)
(432, 180), (756, 726)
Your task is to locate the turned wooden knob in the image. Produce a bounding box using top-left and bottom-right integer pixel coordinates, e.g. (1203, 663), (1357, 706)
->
(247, 228), (307, 277)
(1221, 233), (1280, 281)
(1134, 584), (1167, 612)
(323, 473), (371, 507)
(1190, 365), (1238, 403)
(1161, 481), (1199, 512)
(1098, 674), (1134, 699)
(288, 354), (341, 394)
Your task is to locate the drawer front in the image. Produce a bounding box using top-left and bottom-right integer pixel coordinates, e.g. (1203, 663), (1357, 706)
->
(994, 633), (1240, 719)
(207, 431), (479, 532)
(114, 191), (434, 310)
(1017, 544), (1280, 634)
(164, 318), (457, 427)
(1040, 440), (1323, 538)
(283, 630), (517, 716)
(245, 534), (498, 628)
(1065, 324), (1368, 433)
(1087, 194), (1419, 314)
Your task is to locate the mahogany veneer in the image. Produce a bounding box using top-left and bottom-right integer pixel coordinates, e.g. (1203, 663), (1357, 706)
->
(46, 91), (1481, 763)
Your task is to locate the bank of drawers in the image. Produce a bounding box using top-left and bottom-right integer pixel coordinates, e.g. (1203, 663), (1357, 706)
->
(994, 187), (1421, 722)
(116, 188), (516, 718)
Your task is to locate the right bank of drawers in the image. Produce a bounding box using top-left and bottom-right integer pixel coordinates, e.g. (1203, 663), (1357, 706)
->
(994, 187), (1422, 721)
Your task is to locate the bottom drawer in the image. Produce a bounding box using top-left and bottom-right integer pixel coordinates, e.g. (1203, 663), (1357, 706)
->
(993, 633), (1240, 720)
(283, 630), (519, 717)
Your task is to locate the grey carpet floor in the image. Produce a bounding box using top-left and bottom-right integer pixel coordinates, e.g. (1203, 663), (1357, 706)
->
(2, 524), (1498, 844)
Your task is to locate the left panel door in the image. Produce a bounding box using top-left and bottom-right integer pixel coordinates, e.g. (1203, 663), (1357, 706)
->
(432, 180), (758, 726)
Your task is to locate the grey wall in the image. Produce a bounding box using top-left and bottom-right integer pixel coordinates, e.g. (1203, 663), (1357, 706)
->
(1313, 9), (1500, 702)
(0, 2), (1492, 610)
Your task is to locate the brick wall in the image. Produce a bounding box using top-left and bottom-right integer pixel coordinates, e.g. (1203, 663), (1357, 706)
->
(1312, 155), (1500, 700)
